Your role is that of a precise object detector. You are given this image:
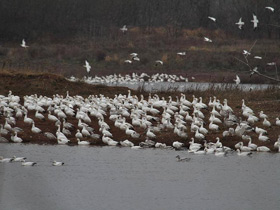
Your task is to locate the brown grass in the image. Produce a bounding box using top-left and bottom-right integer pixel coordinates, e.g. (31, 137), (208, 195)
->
(0, 30), (279, 83)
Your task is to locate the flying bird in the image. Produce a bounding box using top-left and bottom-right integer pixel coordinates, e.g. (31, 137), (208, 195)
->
(267, 62), (276, 66)
(83, 60), (91, 73)
(234, 75), (240, 84)
(250, 67), (259, 77)
(243, 50), (251, 56)
(236, 18), (245, 30)
(265, 7), (274, 12)
(204, 37), (212, 42)
(20, 39), (29, 48)
(251, 14), (259, 29)
(208, 16), (216, 22)
(177, 52), (186, 56)
(120, 25), (128, 33)
(155, 60), (163, 65)
(124, 60), (132, 64)
(254, 56), (262, 59)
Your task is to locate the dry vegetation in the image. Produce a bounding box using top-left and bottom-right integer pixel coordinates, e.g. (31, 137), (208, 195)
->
(0, 28), (280, 83)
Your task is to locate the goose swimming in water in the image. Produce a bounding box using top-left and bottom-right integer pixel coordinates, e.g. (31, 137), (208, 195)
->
(0, 156), (14, 162)
(237, 149), (252, 156)
(256, 146), (270, 152)
(175, 155), (190, 162)
(21, 160), (36, 166)
(52, 160), (64, 166)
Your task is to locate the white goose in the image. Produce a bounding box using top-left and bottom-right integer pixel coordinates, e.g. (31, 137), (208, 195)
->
(276, 118), (280, 126)
(52, 160), (64, 166)
(77, 138), (90, 145)
(248, 138), (257, 150)
(237, 149), (252, 156)
(21, 160), (36, 166)
(258, 132), (269, 142)
(31, 122), (41, 134)
(262, 118), (271, 127)
(0, 156), (14, 162)
(256, 146), (270, 152)
(172, 141), (184, 149)
(11, 132), (23, 143)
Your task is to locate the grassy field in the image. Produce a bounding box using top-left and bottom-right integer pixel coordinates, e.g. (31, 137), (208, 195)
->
(0, 28), (280, 83)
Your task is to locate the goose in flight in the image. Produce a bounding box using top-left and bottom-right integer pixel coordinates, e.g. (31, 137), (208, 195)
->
(204, 37), (212, 42)
(21, 39), (29, 48)
(208, 16), (216, 22)
(234, 75), (240, 85)
(267, 62), (276, 66)
(236, 18), (245, 29)
(177, 52), (186, 56)
(155, 60), (163, 65)
(254, 56), (262, 59)
(265, 7), (274, 12)
(84, 60), (91, 74)
(251, 14), (259, 29)
(124, 60), (132, 64)
(243, 50), (251, 56)
(120, 25), (128, 33)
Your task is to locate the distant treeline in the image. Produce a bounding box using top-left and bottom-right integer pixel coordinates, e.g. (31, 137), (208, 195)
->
(1, 0), (280, 41)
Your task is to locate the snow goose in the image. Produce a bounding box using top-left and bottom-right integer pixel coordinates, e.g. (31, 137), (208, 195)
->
(13, 156), (26, 162)
(20, 39), (29, 48)
(265, 7), (274, 12)
(255, 127), (267, 135)
(52, 160), (64, 166)
(75, 129), (83, 139)
(21, 160), (36, 166)
(195, 130), (204, 140)
(248, 138), (257, 150)
(11, 132), (23, 143)
(84, 60), (91, 74)
(35, 110), (45, 120)
(155, 60), (163, 65)
(256, 146), (270, 152)
(276, 118), (280, 126)
(236, 18), (244, 29)
(31, 122), (41, 134)
(44, 132), (56, 140)
(251, 14), (259, 29)
(259, 111), (268, 119)
(0, 156), (14, 162)
(234, 75), (240, 85)
(209, 122), (219, 131)
(172, 141), (184, 149)
(176, 155), (190, 162)
(262, 118), (271, 127)
(274, 136), (280, 149)
(215, 148), (226, 157)
(77, 138), (90, 145)
(155, 142), (167, 148)
(258, 132), (269, 142)
(240, 142), (253, 152)
(204, 37), (212, 42)
(48, 111), (59, 122)
(23, 113), (34, 124)
(208, 16), (216, 22)
(120, 140), (134, 147)
(120, 25), (128, 33)
(146, 127), (156, 139)
(237, 149), (252, 156)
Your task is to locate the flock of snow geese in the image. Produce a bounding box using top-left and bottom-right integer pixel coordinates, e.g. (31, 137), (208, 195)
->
(0, 89), (280, 165)
(1, 6), (279, 165)
(67, 73), (191, 85)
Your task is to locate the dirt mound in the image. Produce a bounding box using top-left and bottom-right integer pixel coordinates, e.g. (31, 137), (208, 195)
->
(0, 72), (130, 97)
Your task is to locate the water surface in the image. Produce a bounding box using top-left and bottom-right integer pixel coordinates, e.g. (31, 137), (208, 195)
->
(0, 144), (279, 210)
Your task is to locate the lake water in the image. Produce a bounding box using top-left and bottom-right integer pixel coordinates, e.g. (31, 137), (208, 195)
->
(87, 81), (278, 92)
(0, 144), (280, 210)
